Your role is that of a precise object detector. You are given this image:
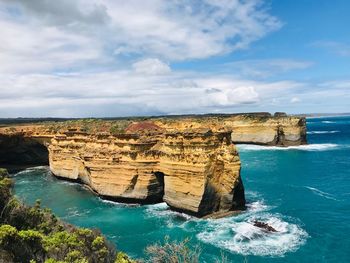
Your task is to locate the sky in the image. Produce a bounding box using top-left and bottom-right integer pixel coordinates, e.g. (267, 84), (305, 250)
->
(0, 0), (349, 118)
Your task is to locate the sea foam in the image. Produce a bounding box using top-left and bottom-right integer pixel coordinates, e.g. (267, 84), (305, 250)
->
(305, 186), (338, 201)
(145, 202), (194, 221)
(237, 143), (339, 151)
(322, 121), (336, 124)
(307, 130), (339, 134)
(197, 213), (308, 257)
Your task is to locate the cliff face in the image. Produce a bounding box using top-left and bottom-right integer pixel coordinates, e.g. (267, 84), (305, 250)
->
(0, 113), (306, 217)
(154, 114), (306, 146)
(48, 129), (244, 217)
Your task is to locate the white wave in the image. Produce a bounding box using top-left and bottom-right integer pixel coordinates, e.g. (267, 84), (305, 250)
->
(63, 207), (91, 219)
(245, 190), (262, 199)
(246, 201), (270, 213)
(100, 199), (140, 207)
(13, 166), (49, 176)
(305, 186), (338, 201)
(145, 202), (194, 221)
(307, 130), (339, 134)
(59, 181), (79, 186)
(197, 214), (308, 257)
(237, 143), (339, 151)
(322, 121), (336, 124)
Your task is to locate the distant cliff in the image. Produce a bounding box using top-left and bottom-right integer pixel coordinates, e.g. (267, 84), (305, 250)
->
(0, 113), (306, 217)
(153, 113), (306, 146)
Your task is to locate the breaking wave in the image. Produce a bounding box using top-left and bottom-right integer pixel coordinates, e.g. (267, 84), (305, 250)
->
(237, 143), (339, 151)
(12, 166), (49, 176)
(307, 130), (339, 134)
(100, 199), (140, 207)
(197, 213), (308, 257)
(322, 121), (336, 124)
(145, 202), (194, 221)
(143, 194), (308, 257)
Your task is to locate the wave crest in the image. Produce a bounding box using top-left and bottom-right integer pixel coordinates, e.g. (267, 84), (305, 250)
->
(307, 130), (339, 134)
(197, 214), (308, 257)
(305, 186), (338, 201)
(322, 121), (336, 124)
(237, 143), (339, 151)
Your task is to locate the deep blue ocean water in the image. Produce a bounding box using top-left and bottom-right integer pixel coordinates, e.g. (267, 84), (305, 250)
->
(11, 116), (350, 262)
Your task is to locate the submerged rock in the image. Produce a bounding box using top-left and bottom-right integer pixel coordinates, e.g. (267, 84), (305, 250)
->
(253, 220), (278, 232)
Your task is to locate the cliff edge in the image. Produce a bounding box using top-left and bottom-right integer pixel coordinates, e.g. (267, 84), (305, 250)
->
(0, 113), (306, 217)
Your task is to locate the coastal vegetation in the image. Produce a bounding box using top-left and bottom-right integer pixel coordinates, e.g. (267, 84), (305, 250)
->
(0, 168), (135, 263)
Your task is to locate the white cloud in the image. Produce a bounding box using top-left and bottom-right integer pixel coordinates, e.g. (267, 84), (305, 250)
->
(0, 19), (104, 74)
(0, 67), (306, 117)
(133, 58), (171, 75)
(290, 97), (301, 103)
(1, 67), (349, 117)
(0, 0), (281, 66)
(0, 1), (348, 116)
(206, 86), (260, 106)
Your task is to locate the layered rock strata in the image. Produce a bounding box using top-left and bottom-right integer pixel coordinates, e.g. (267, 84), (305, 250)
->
(154, 113), (307, 146)
(0, 128), (244, 217)
(49, 129), (244, 216)
(0, 113), (306, 217)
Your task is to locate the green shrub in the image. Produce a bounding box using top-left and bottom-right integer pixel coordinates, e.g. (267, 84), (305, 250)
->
(0, 168), (8, 178)
(115, 252), (136, 263)
(18, 229), (43, 242)
(145, 236), (201, 263)
(0, 224), (18, 246)
(0, 170), (135, 263)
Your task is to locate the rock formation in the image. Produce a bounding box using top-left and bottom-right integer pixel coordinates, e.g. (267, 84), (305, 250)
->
(0, 113), (306, 217)
(0, 127), (244, 217)
(153, 113), (306, 146)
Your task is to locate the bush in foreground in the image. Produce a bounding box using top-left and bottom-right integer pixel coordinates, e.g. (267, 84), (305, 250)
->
(0, 170), (135, 263)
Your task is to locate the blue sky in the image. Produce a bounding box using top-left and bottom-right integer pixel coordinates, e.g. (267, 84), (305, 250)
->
(0, 0), (349, 117)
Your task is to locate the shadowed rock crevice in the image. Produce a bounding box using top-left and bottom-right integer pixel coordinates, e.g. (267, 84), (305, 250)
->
(0, 134), (49, 169)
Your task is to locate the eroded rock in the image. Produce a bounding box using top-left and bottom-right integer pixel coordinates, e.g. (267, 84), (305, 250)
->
(0, 113), (307, 217)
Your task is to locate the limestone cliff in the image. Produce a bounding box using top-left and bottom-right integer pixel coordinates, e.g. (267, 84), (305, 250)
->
(153, 113), (306, 146)
(0, 126), (244, 217)
(0, 113), (306, 217)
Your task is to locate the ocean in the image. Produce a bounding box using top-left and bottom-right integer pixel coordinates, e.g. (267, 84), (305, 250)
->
(11, 116), (350, 262)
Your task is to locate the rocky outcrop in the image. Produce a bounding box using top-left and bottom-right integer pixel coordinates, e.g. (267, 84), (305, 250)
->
(48, 129), (244, 217)
(153, 113), (307, 146)
(0, 113), (306, 217)
(0, 126), (244, 217)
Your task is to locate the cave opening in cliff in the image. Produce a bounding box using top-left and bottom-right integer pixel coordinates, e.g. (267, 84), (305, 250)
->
(0, 134), (49, 170)
(153, 171), (165, 202)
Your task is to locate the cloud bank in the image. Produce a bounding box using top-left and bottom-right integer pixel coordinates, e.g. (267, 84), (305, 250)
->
(0, 0), (348, 117)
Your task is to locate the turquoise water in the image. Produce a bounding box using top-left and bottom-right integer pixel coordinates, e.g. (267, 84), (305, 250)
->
(11, 116), (350, 262)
